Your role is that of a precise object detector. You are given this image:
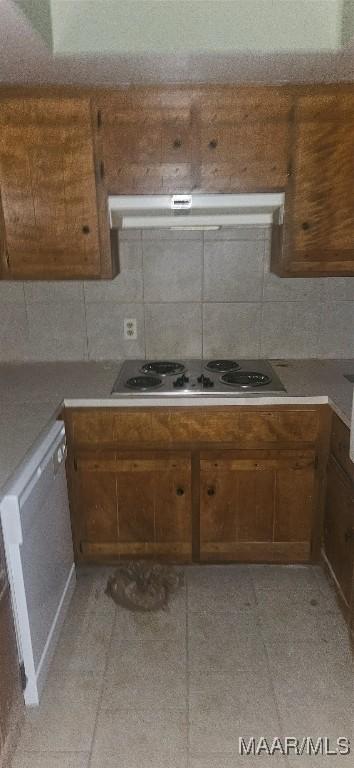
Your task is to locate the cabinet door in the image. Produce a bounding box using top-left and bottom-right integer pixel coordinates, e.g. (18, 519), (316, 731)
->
(200, 450), (316, 562)
(324, 456), (354, 606)
(198, 89), (291, 192)
(0, 98), (108, 279)
(71, 451), (192, 562)
(273, 93), (354, 276)
(98, 93), (194, 193)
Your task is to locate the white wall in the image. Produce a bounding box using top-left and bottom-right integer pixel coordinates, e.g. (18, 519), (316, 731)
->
(51, 0), (342, 55)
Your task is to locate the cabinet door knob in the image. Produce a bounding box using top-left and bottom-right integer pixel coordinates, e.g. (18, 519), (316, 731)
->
(208, 139), (218, 149)
(344, 528), (354, 543)
(176, 487), (185, 496)
(82, 225), (90, 234)
(301, 221), (310, 231)
(173, 138), (182, 149)
(207, 486), (215, 496)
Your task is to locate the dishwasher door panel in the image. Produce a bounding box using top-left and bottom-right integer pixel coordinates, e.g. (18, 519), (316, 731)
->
(0, 421), (76, 706)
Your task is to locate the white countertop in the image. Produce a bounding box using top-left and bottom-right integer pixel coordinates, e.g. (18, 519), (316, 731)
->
(0, 359), (353, 499)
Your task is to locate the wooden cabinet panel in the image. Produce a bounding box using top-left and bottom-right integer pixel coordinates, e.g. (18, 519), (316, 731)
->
(330, 413), (354, 484)
(72, 451), (192, 562)
(272, 92), (354, 276)
(0, 97), (117, 280)
(78, 463), (118, 545)
(202, 90), (291, 119)
(199, 116), (290, 192)
(98, 95), (194, 193)
(65, 405), (324, 566)
(67, 407), (320, 448)
(98, 86), (291, 195)
(200, 455), (275, 545)
(275, 462), (315, 542)
(199, 450), (316, 562)
(324, 456), (354, 606)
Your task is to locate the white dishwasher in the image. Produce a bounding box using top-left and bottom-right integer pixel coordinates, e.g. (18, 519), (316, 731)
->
(0, 420), (76, 706)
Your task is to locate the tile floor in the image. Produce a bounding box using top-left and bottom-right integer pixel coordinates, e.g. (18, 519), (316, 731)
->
(11, 565), (354, 768)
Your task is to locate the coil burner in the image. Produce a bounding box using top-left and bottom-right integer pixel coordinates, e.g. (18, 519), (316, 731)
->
(221, 371), (271, 389)
(141, 361), (186, 376)
(125, 375), (162, 391)
(205, 359), (240, 373)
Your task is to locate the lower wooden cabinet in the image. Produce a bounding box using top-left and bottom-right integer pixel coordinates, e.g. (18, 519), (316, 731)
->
(65, 406), (326, 565)
(0, 533), (23, 766)
(324, 456), (354, 608)
(200, 450), (316, 562)
(71, 451), (192, 561)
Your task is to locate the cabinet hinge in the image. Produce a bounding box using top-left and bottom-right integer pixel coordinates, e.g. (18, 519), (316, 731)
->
(19, 661), (27, 692)
(5, 250), (10, 269)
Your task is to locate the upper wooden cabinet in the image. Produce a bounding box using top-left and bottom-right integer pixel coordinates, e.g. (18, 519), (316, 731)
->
(2, 85), (354, 279)
(96, 87), (291, 194)
(271, 91), (354, 276)
(197, 88), (291, 192)
(98, 90), (195, 193)
(0, 95), (118, 280)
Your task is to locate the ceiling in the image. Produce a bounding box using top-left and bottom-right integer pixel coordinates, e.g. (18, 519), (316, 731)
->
(1, 0), (354, 86)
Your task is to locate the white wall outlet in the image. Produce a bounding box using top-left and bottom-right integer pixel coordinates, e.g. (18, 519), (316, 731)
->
(124, 318), (137, 340)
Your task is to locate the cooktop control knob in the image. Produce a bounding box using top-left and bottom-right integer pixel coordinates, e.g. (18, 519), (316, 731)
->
(173, 374), (190, 388)
(197, 374), (214, 388)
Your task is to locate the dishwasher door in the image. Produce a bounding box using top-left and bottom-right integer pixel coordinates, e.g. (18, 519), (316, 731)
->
(0, 421), (76, 706)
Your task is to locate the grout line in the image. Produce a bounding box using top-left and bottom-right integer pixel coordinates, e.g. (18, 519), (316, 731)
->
(201, 233), (205, 358)
(22, 281), (31, 353)
(261, 234), (268, 302)
(250, 572), (291, 766)
(81, 282), (90, 361)
(87, 585), (118, 768)
(141, 241), (147, 359)
(259, 301), (266, 358)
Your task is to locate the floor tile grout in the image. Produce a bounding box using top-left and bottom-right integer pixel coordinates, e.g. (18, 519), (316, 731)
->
(12, 565), (353, 768)
(86, 593), (118, 768)
(250, 572), (291, 766)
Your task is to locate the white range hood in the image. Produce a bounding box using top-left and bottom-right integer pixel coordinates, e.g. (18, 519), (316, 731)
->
(109, 193), (285, 230)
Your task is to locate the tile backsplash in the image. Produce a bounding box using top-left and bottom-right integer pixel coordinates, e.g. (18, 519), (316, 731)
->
(0, 226), (353, 361)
